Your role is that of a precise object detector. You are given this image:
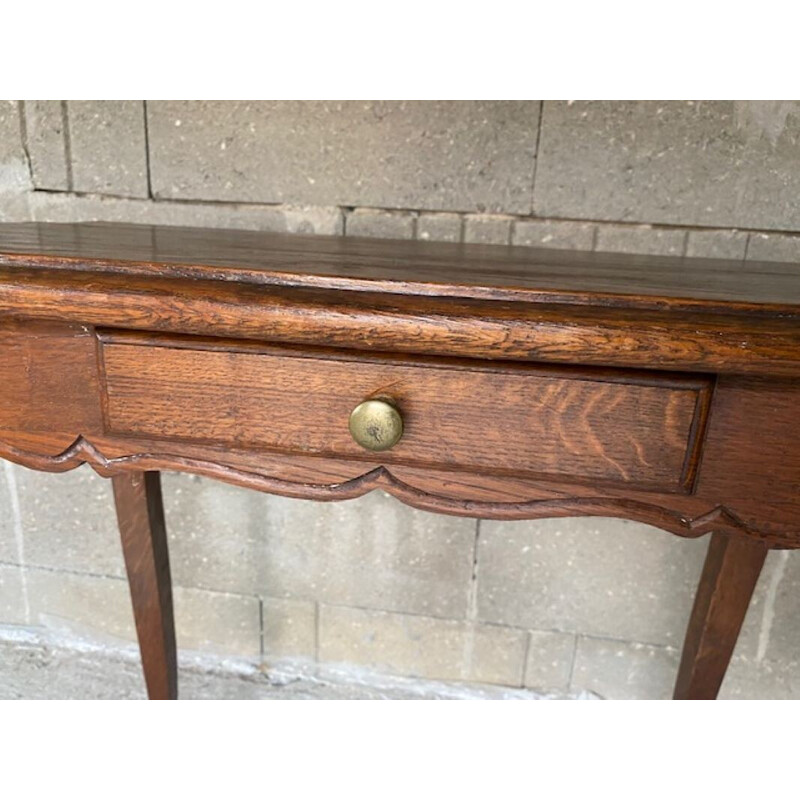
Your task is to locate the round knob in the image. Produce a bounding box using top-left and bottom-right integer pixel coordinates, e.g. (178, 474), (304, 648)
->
(349, 398), (404, 452)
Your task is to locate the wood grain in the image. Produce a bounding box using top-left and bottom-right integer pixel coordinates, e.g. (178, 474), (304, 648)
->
(0, 431), (774, 544)
(673, 531), (769, 699)
(0, 320), (102, 433)
(100, 335), (709, 492)
(2, 220), (800, 314)
(112, 471), (177, 700)
(1, 221), (799, 699)
(3, 266), (800, 376)
(1, 321), (800, 543)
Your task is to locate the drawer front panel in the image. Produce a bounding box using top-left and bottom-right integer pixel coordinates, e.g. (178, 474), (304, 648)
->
(100, 337), (710, 492)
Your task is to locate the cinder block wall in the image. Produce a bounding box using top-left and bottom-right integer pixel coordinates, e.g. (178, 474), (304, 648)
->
(2, 101), (800, 699)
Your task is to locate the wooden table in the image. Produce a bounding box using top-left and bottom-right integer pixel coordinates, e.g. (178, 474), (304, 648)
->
(1, 221), (798, 700)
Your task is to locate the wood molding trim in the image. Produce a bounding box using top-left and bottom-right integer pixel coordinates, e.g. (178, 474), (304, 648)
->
(0, 434), (775, 545)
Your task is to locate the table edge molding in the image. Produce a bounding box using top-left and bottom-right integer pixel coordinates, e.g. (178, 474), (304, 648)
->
(0, 434), (778, 546)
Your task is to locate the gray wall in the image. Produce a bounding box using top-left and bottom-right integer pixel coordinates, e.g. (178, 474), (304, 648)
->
(1, 100), (800, 699)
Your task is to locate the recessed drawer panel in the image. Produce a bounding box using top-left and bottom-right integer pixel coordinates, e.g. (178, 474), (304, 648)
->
(99, 335), (711, 493)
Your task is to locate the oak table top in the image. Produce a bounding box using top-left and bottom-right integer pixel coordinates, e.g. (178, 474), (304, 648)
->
(1, 220), (799, 312)
(0, 221), (797, 700)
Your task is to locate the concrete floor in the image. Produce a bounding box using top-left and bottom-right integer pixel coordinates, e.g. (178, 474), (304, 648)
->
(2, 622), (796, 700)
(0, 626), (592, 700)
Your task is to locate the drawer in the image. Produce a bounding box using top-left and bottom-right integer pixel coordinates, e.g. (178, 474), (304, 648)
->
(98, 333), (712, 493)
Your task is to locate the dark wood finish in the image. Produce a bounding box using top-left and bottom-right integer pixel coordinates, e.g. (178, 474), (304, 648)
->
(0, 430), (765, 542)
(0, 320), (103, 433)
(4, 265), (800, 376)
(99, 334), (709, 492)
(112, 471), (177, 700)
(0, 220), (799, 699)
(1, 220), (800, 314)
(2, 323), (797, 543)
(674, 532), (769, 700)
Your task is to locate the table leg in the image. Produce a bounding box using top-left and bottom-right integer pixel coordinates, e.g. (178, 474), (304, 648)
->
(112, 471), (178, 700)
(673, 531), (769, 700)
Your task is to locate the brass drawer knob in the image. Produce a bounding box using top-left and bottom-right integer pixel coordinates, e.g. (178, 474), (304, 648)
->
(349, 398), (404, 452)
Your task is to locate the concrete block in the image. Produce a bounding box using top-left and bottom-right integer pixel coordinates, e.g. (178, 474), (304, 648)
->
(747, 233), (800, 263)
(513, 219), (595, 250)
(571, 636), (679, 700)
(30, 193), (343, 234)
(752, 549), (800, 665)
(24, 566), (260, 657)
(476, 517), (708, 647)
(0, 632), (571, 700)
(464, 216), (512, 244)
(147, 101), (540, 213)
(0, 100), (32, 195)
(25, 567), (134, 642)
(281, 205), (344, 235)
(685, 229), (748, 259)
(262, 596), (316, 660)
(523, 630), (576, 691)
(723, 548), (787, 663)
(162, 474), (477, 619)
(0, 564), (28, 625)
(346, 208), (414, 239)
(596, 224), (686, 255)
(0, 461), (20, 563)
(0, 193), (31, 223)
(534, 100), (800, 230)
(161, 472), (269, 595)
(23, 101), (69, 190)
(719, 655), (800, 700)
(417, 212), (462, 242)
(67, 100), (149, 197)
(318, 604), (527, 686)
(173, 585), (260, 658)
(12, 464), (124, 578)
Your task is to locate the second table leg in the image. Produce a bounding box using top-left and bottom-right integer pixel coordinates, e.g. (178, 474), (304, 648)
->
(673, 530), (769, 700)
(112, 471), (177, 700)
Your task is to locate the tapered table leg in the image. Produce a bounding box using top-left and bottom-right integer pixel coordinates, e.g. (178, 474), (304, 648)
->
(112, 471), (177, 700)
(674, 531), (769, 700)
